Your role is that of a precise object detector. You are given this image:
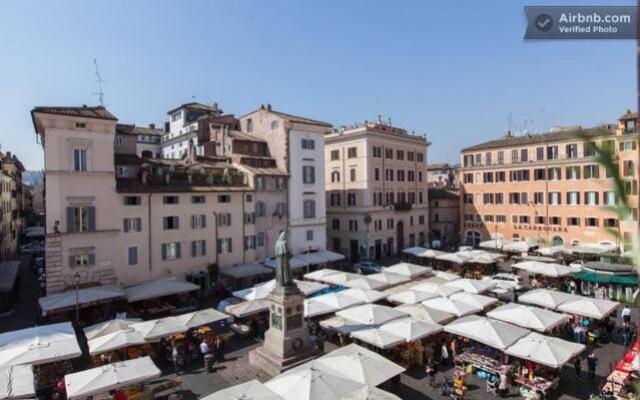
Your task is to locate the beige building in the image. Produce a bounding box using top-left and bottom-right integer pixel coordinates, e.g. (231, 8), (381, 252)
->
(428, 188), (459, 249)
(459, 111), (640, 250)
(427, 163), (459, 189)
(0, 152), (25, 260)
(325, 120), (430, 260)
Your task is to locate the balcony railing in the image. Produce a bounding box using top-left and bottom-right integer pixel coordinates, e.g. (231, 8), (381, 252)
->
(393, 202), (412, 211)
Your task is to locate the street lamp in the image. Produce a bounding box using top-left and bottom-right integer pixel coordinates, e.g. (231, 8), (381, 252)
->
(73, 272), (81, 324)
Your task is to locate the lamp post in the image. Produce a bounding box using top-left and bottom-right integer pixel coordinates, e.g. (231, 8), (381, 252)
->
(73, 272), (81, 324)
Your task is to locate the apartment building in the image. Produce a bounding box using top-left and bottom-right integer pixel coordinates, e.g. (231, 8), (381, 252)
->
(32, 105), (270, 294)
(429, 188), (459, 249)
(0, 152), (25, 260)
(459, 111), (640, 250)
(162, 102), (223, 159)
(325, 120), (430, 261)
(239, 104), (330, 255)
(115, 123), (164, 158)
(427, 163), (459, 189)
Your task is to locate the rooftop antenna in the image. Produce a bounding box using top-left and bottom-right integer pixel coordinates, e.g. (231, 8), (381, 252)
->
(91, 58), (106, 106)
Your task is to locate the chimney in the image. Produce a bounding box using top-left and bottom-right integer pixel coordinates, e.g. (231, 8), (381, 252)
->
(149, 123), (156, 129)
(267, 104), (272, 111)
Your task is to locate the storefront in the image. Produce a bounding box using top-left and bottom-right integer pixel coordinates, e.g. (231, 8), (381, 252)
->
(576, 262), (638, 303)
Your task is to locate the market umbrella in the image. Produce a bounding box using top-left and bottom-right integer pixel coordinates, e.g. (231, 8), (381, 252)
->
(556, 297), (619, 320)
(87, 329), (146, 355)
(343, 278), (388, 291)
(38, 285), (126, 316)
(379, 318), (443, 342)
(394, 304), (456, 325)
(435, 252), (472, 264)
(448, 292), (498, 310)
(479, 239), (506, 250)
(422, 297), (482, 317)
(225, 300), (270, 318)
(443, 279), (496, 294)
(265, 362), (365, 400)
(412, 281), (462, 297)
(518, 289), (574, 310)
(84, 319), (142, 341)
(512, 261), (574, 278)
(350, 328), (405, 350)
(487, 303), (567, 332)
(339, 386), (402, 400)
(172, 308), (230, 329)
(304, 269), (341, 282)
(336, 304), (408, 326)
(233, 280), (328, 301)
(401, 247), (428, 257)
(304, 291), (363, 318)
(433, 271), (462, 281)
(0, 365), (35, 399)
(505, 332), (586, 368)
(387, 290), (439, 305)
(131, 318), (187, 341)
(319, 316), (371, 335)
(65, 357), (161, 399)
(0, 322), (82, 367)
(444, 315), (530, 350)
(201, 379), (283, 400)
(323, 272), (361, 286)
(124, 277), (199, 303)
(342, 288), (387, 304)
(383, 263), (433, 278)
(367, 272), (410, 287)
(315, 344), (405, 386)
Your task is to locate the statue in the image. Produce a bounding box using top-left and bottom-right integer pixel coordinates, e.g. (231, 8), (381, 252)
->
(274, 229), (294, 288)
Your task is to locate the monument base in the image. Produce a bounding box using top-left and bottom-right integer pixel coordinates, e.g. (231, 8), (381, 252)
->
(249, 343), (319, 377)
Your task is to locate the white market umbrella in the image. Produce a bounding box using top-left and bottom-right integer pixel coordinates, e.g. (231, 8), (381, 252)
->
(422, 297), (482, 317)
(336, 304), (407, 326)
(518, 289), (573, 309)
(505, 332), (586, 368)
(65, 357), (160, 399)
(225, 300), (270, 318)
(433, 271), (461, 281)
(343, 278), (388, 291)
(421, 249), (446, 259)
(87, 329), (146, 355)
(412, 281), (462, 297)
(0, 322), (82, 367)
(503, 241), (533, 254)
(387, 290), (439, 305)
(557, 297), (619, 320)
(234, 279), (328, 302)
(444, 315), (530, 350)
(512, 261), (574, 278)
(380, 318), (443, 342)
(38, 285), (125, 316)
(84, 319), (142, 341)
(172, 308), (229, 329)
(322, 272), (361, 286)
(339, 386), (402, 400)
(367, 272), (410, 287)
(536, 246), (568, 257)
(201, 379), (283, 400)
(0, 365), (35, 399)
(131, 318), (187, 341)
(479, 239), (506, 250)
(319, 316), (371, 335)
(383, 263), (433, 279)
(444, 279), (496, 294)
(448, 292), (498, 310)
(487, 303), (567, 332)
(316, 344), (405, 386)
(394, 304), (456, 325)
(304, 269), (341, 282)
(124, 277), (199, 303)
(266, 362), (365, 400)
(402, 247), (428, 257)
(351, 328), (405, 350)
(304, 291), (363, 318)
(342, 288), (387, 304)
(435, 252), (472, 264)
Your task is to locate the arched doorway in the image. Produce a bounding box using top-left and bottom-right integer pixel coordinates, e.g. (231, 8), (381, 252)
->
(465, 230), (481, 247)
(551, 236), (564, 246)
(396, 221), (405, 254)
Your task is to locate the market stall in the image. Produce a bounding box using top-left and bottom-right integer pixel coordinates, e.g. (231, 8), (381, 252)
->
(394, 304), (456, 325)
(124, 277), (200, 318)
(336, 304), (408, 326)
(382, 263), (434, 279)
(444, 278), (496, 294)
(218, 263), (274, 290)
(448, 292), (499, 310)
(444, 315), (530, 351)
(225, 300), (270, 337)
(518, 289), (574, 310)
(422, 296), (482, 317)
(576, 261), (638, 303)
(38, 285), (126, 324)
(411, 281), (462, 297)
(304, 288), (386, 318)
(512, 261), (575, 290)
(386, 290), (439, 305)
(65, 357), (160, 400)
(303, 268), (342, 283)
(232, 279), (328, 301)
(0, 365), (36, 399)
(487, 303), (567, 333)
(200, 379), (282, 400)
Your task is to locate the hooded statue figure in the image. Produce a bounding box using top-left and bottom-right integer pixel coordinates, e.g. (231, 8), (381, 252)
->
(274, 229), (294, 288)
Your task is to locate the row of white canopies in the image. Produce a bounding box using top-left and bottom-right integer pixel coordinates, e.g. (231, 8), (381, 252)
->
(403, 247), (504, 264)
(203, 343), (405, 400)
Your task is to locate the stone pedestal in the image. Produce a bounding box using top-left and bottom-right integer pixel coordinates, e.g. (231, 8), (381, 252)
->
(249, 289), (319, 376)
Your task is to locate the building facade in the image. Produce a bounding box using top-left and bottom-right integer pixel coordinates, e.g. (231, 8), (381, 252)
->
(459, 111), (640, 250)
(162, 102), (223, 159)
(325, 120), (430, 261)
(428, 188), (459, 250)
(115, 124), (164, 158)
(239, 104), (329, 255)
(0, 152), (25, 260)
(427, 163), (459, 189)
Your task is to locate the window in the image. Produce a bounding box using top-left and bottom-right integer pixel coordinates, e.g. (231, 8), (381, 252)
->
(566, 143), (578, 159)
(495, 193), (504, 204)
(549, 192), (561, 205)
(330, 150), (340, 160)
(519, 215), (530, 224)
(216, 238), (233, 254)
(464, 194), (473, 204)
(417, 152), (424, 162)
(301, 139), (315, 149)
(218, 212), (232, 226)
(245, 194), (253, 203)
(161, 242), (181, 261)
(397, 170), (405, 181)
(385, 148), (393, 159)
(483, 172), (494, 183)
(350, 168), (356, 182)
(303, 166), (315, 184)
(67, 206), (95, 233)
(397, 150), (404, 160)
(567, 217), (580, 226)
(163, 195), (179, 204)
(128, 246), (138, 265)
(534, 169), (546, 181)
(332, 219), (340, 230)
(549, 216), (561, 225)
(257, 233), (265, 247)
(407, 151), (415, 161)
(124, 196), (141, 206)
(330, 193), (341, 207)
(270, 120), (278, 129)
(191, 195), (205, 204)
(276, 177), (286, 189)
(349, 220), (358, 231)
(254, 177), (266, 190)
(510, 169), (530, 182)
(520, 149), (528, 162)
(218, 195), (231, 203)
(546, 146), (559, 160)
(171, 111), (182, 122)
(535, 216), (546, 225)
(511, 149), (519, 163)
(244, 212), (256, 224)
(115, 136), (123, 146)
(347, 147), (357, 158)
(303, 200), (316, 218)
(566, 166), (580, 180)
(306, 230), (314, 241)
(585, 218), (598, 227)
(620, 141), (637, 152)
(584, 165), (600, 179)
(256, 202), (266, 217)
(495, 171), (506, 182)
(163, 216), (179, 230)
(347, 192), (356, 206)
(625, 119), (636, 133)
(191, 240), (206, 257)
(374, 168), (380, 181)
(483, 193), (494, 204)
(534, 192), (544, 205)
(567, 192), (580, 205)
(246, 118), (253, 133)
(548, 167), (561, 180)
(496, 215), (506, 223)
(123, 217), (142, 233)
(536, 147), (544, 161)
(623, 160), (635, 177)
(192, 214), (206, 229)
(484, 215), (494, 222)
(605, 191), (617, 206)
(585, 191), (599, 206)
(385, 169), (394, 181)
(73, 148), (87, 171)
(584, 142), (596, 157)
(604, 218), (618, 228)
(70, 253), (94, 268)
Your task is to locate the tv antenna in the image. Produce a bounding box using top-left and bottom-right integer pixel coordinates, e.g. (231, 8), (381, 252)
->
(92, 58), (106, 106)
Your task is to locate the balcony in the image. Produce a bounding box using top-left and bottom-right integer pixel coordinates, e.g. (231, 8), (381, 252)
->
(393, 202), (412, 212)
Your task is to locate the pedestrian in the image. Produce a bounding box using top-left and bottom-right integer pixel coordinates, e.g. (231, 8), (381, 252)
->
(574, 357), (581, 380)
(440, 342), (450, 367)
(570, 280), (577, 295)
(622, 305), (632, 327)
(587, 352), (598, 381)
(171, 342), (179, 375)
(450, 337), (458, 357)
(184, 341), (193, 370)
(623, 325), (631, 347)
(200, 338), (210, 365)
(426, 358), (437, 387)
(214, 336), (225, 362)
(498, 371), (508, 397)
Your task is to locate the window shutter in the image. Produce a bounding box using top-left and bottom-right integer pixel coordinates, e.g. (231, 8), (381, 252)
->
(201, 215), (206, 228)
(191, 215), (196, 229)
(192, 241), (196, 257)
(175, 217), (179, 230)
(88, 254), (95, 265)
(88, 207), (96, 231)
(69, 256), (76, 268)
(67, 207), (75, 232)
(176, 243), (181, 258)
(163, 218), (168, 230)
(123, 219), (129, 233)
(228, 239), (232, 253)
(202, 241), (206, 256)
(161, 244), (167, 260)
(136, 218), (142, 231)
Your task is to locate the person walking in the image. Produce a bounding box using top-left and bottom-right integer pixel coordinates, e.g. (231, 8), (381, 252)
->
(214, 336), (225, 363)
(171, 343), (179, 375)
(498, 371), (508, 397)
(574, 357), (582, 380)
(200, 338), (210, 365)
(587, 352), (598, 381)
(622, 305), (632, 327)
(440, 342), (450, 367)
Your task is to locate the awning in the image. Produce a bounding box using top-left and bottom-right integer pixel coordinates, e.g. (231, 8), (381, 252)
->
(503, 240), (537, 254)
(556, 297), (619, 320)
(479, 239), (505, 250)
(0, 322), (82, 367)
(505, 332), (585, 368)
(379, 318), (443, 342)
(443, 278), (496, 294)
(394, 304), (456, 325)
(130, 318), (187, 341)
(303, 269), (341, 282)
(444, 315), (530, 350)
(366, 272), (411, 287)
(201, 379), (283, 400)
(233, 279), (328, 301)
(342, 277), (388, 291)
(65, 357), (160, 399)
(387, 290), (439, 305)
(583, 262), (635, 276)
(319, 316), (371, 335)
(220, 263), (273, 278)
(0, 365), (35, 399)
(321, 272), (361, 286)
(411, 281), (462, 297)
(124, 277), (199, 303)
(84, 319), (142, 341)
(422, 297), (482, 317)
(351, 328), (405, 350)
(518, 289), (574, 310)
(382, 263), (433, 279)
(576, 271), (638, 285)
(262, 251), (342, 270)
(487, 303), (567, 332)
(172, 308), (230, 328)
(402, 246), (428, 256)
(87, 329), (146, 355)
(336, 304), (408, 326)
(512, 261), (574, 278)
(448, 292), (498, 310)
(536, 246), (569, 257)
(39, 285), (126, 315)
(225, 300), (270, 318)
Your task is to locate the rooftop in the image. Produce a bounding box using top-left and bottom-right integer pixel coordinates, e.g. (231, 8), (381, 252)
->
(428, 188), (459, 200)
(241, 104), (332, 128)
(31, 105), (118, 121)
(116, 124), (166, 136)
(461, 124), (615, 152)
(327, 118), (428, 143)
(427, 163), (458, 171)
(166, 102), (221, 115)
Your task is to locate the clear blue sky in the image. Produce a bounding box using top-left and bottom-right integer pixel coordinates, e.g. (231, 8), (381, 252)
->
(0, 0), (636, 170)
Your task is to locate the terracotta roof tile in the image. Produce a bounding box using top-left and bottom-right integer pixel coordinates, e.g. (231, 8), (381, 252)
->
(32, 105), (117, 121)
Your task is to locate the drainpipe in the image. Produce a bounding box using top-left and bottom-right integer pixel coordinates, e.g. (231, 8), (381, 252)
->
(147, 193), (152, 277)
(242, 191), (246, 263)
(212, 211), (218, 265)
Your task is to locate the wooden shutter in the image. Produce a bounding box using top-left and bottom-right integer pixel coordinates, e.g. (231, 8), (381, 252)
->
(68, 255), (76, 268)
(201, 215), (206, 228)
(123, 219), (129, 233)
(67, 207), (75, 232)
(176, 243), (181, 258)
(161, 244), (167, 260)
(88, 254), (95, 265)
(191, 241), (196, 257)
(88, 207), (96, 231)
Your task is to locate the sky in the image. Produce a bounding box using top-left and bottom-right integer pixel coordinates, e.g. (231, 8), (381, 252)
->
(0, 0), (636, 170)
